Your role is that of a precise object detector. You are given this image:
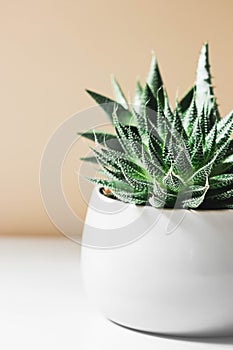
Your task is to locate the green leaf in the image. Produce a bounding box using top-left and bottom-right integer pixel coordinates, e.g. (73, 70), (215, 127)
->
(80, 156), (98, 163)
(223, 153), (233, 164)
(98, 165), (125, 182)
(78, 130), (116, 143)
(191, 137), (204, 168)
(111, 190), (147, 204)
(88, 178), (147, 204)
(189, 118), (204, 167)
(185, 182), (209, 198)
(226, 139), (233, 157)
(90, 147), (120, 170)
(111, 76), (128, 109)
(112, 109), (130, 154)
(179, 86), (194, 114)
(133, 80), (143, 112)
(209, 174), (233, 190)
(155, 93), (167, 138)
(200, 198), (233, 209)
(199, 107), (209, 140)
(118, 158), (151, 191)
(173, 143), (193, 178)
(195, 43), (217, 117)
(181, 178), (209, 208)
(113, 115), (143, 159)
(147, 132), (164, 167)
(217, 110), (233, 132)
(142, 83), (157, 112)
(149, 194), (166, 208)
(183, 93), (197, 135)
(214, 138), (231, 166)
(163, 166), (185, 192)
(141, 145), (164, 177)
(79, 130), (125, 155)
(173, 102), (188, 139)
(132, 107), (149, 137)
(149, 181), (168, 208)
(88, 178), (132, 192)
(181, 194), (205, 209)
(208, 188), (233, 201)
(189, 157), (215, 184)
(127, 125), (144, 159)
(146, 53), (163, 98)
(205, 121), (217, 158)
(217, 110), (233, 146)
(211, 160), (233, 177)
(163, 89), (174, 124)
(86, 89), (132, 124)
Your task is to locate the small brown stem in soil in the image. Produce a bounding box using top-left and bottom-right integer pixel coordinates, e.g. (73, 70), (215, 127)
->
(102, 187), (112, 196)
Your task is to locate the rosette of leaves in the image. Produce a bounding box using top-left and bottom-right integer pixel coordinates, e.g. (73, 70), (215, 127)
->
(79, 43), (233, 209)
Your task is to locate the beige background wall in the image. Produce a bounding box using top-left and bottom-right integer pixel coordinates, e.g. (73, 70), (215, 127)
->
(0, 0), (232, 236)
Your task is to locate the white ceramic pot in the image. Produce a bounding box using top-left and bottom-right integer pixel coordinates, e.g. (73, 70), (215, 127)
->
(81, 187), (233, 337)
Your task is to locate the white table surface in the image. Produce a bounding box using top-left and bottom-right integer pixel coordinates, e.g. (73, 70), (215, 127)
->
(1, 236), (233, 350)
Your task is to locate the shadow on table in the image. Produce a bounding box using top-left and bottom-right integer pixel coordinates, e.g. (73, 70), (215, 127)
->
(110, 320), (233, 346)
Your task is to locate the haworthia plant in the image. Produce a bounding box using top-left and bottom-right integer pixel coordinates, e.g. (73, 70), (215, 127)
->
(79, 44), (233, 209)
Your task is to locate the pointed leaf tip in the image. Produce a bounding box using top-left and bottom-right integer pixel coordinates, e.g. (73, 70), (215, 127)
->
(111, 76), (128, 109)
(202, 42), (209, 51)
(195, 42), (220, 118)
(146, 53), (163, 98)
(86, 88), (132, 124)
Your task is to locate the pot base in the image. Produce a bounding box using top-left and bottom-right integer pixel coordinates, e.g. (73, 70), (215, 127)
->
(108, 318), (233, 338)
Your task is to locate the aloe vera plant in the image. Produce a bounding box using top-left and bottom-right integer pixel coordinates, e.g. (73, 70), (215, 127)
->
(80, 44), (233, 209)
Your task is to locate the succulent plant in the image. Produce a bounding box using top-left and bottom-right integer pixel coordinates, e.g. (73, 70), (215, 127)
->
(80, 43), (233, 209)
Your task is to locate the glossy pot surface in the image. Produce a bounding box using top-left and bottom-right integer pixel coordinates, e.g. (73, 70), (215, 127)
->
(81, 187), (233, 336)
